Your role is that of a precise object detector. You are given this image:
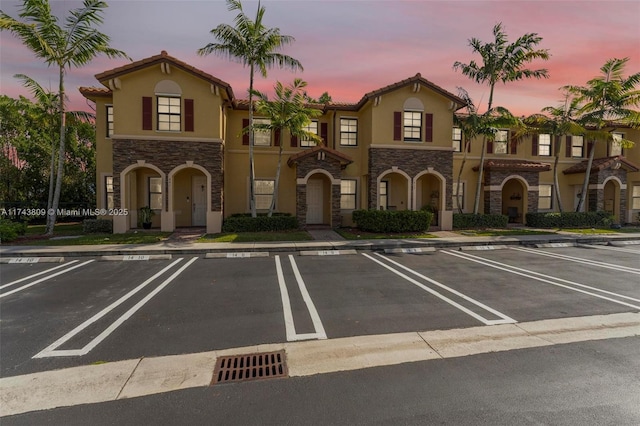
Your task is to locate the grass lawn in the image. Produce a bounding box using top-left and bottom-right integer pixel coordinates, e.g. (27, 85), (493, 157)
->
(198, 231), (313, 243)
(456, 229), (557, 237)
(8, 222), (170, 246)
(336, 228), (437, 240)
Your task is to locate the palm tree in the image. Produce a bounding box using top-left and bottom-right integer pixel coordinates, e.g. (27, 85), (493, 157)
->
(453, 22), (550, 213)
(566, 58), (640, 212)
(252, 79), (322, 216)
(15, 74), (95, 217)
(1, 0), (128, 235)
(198, 0), (302, 218)
(520, 91), (585, 212)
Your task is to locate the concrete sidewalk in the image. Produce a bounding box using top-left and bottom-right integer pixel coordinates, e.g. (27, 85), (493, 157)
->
(2, 230), (640, 258)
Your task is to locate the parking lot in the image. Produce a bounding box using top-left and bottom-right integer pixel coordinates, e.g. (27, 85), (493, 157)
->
(2, 243), (639, 378)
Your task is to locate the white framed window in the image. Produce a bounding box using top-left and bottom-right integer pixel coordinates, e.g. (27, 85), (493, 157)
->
(253, 118), (272, 146)
(453, 182), (465, 211)
(538, 184), (553, 210)
(379, 181), (388, 210)
(494, 130), (509, 154)
(571, 135), (584, 157)
(632, 184), (640, 209)
(157, 96), (181, 131)
(106, 105), (114, 138)
(340, 179), (357, 210)
(452, 127), (462, 152)
(403, 111), (422, 141)
(149, 177), (163, 210)
(301, 120), (318, 147)
(255, 179), (275, 210)
(105, 176), (114, 210)
(611, 133), (623, 156)
(340, 118), (358, 146)
(538, 134), (551, 156)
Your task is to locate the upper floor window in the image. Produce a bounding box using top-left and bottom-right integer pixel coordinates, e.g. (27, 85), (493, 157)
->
(403, 111), (422, 141)
(538, 134), (551, 156)
(340, 179), (357, 209)
(611, 133), (623, 156)
(301, 120), (318, 147)
(106, 105), (114, 138)
(494, 130), (509, 154)
(253, 118), (272, 146)
(571, 135), (584, 158)
(340, 118), (358, 146)
(157, 96), (181, 131)
(452, 127), (462, 152)
(149, 177), (163, 210)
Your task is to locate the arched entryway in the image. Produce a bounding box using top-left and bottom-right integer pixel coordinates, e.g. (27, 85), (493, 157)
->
(378, 170), (410, 211)
(304, 172), (333, 225)
(501, 178), (527, 223)
(414, 170), (445, 226)
(603, 178), (621, 222)
(119, 163), (165, 230)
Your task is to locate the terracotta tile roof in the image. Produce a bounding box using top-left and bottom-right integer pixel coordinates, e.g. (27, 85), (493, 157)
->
(562, 156), (639, 174)
(287, 145), (353, 167)
(472, 159), (551, 172)
(94, 50), (235, 101)
(79, 87), (112, 98)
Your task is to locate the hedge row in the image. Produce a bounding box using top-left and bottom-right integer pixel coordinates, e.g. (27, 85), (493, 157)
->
(83, 219), (113, 233)
(222, 213), (299, 232)
(453, 213), (508, 229)
(525, 211), (613, 228)
(0, 218), (27, 242)
(352, 209), (433, 233)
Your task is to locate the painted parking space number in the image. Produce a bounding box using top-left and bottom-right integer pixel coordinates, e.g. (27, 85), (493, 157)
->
(9, 257), (40, 264)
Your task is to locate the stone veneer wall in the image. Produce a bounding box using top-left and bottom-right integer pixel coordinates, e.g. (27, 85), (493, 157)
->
(483, 170), (540, 215)
(368, 148), (453, 210)
(112, 139), (223, 211)
(294, 154), (343, 227)
(589, 167), (628, 213)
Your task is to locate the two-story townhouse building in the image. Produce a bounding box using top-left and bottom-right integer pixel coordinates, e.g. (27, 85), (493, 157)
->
(81, 51), (639, 234)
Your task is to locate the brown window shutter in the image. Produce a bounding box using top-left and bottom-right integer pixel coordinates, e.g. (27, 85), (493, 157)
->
(320, 122), (328, 145)
(424, 113), (433, 142)
(510, 135), (517, 154)
(274, 128), (281, 146)
(291, 135), (298, 147)
(184, 99), (194, 132)
(487, 139), (493, 153)
(565, 136), (572, 157)
(531, 135), (538, 155)
(393, 111), (401, 141)
(242, 119), (249, 145)
(142, 97), (152, 130)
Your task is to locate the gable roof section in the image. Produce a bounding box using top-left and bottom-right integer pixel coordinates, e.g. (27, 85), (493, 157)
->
(287, 145), (353, 168)
(472, 159), (551, 172)
(562, 156), (639, 174)
(325, 73), (466, 112)
(94, 50), (235, 101)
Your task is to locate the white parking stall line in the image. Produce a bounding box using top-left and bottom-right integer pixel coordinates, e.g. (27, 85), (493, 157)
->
(578, 244), (640, 255)
(0, 260), (94, 299)
(274, 255), (327, 342)
(444, 250), (640, 310)
(362, 253), (515, 326)
(33, 257), (194, 358)
(0, 261), (79, 290)
(512, 246), (640, 275)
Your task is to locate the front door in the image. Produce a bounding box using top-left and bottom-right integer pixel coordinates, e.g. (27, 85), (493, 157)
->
(192, 176), (206, 226)
(306, 179), (324, 224)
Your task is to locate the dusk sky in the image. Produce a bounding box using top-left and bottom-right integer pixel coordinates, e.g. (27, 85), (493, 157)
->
(1, 0), (639, 116)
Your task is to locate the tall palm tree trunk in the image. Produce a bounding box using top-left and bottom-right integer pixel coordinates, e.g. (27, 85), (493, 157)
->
(268, 130), (283, 217)
(576, 140), (596, 212)
(552, 138), (563, 212)
(248, 64), (256, 218)
(455, 138), (471, 213)
(472, 86), (494, 214)
(46, 68), (66, 235)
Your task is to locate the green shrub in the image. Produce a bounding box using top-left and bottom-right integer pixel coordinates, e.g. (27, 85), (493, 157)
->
(0, 218), (27, 242)
(453, 213), (508, 229)
(525, 211), (613, 228)
(352, 209), (432, 233)
(83, 219), (113, 233)
(222, 213), (299, 232)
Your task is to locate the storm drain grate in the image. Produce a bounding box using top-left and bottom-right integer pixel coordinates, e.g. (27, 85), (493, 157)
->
(212, 350), (288, 384)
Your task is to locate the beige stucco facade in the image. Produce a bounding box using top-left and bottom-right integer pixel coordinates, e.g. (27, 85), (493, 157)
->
(81, 52), (640, 234)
